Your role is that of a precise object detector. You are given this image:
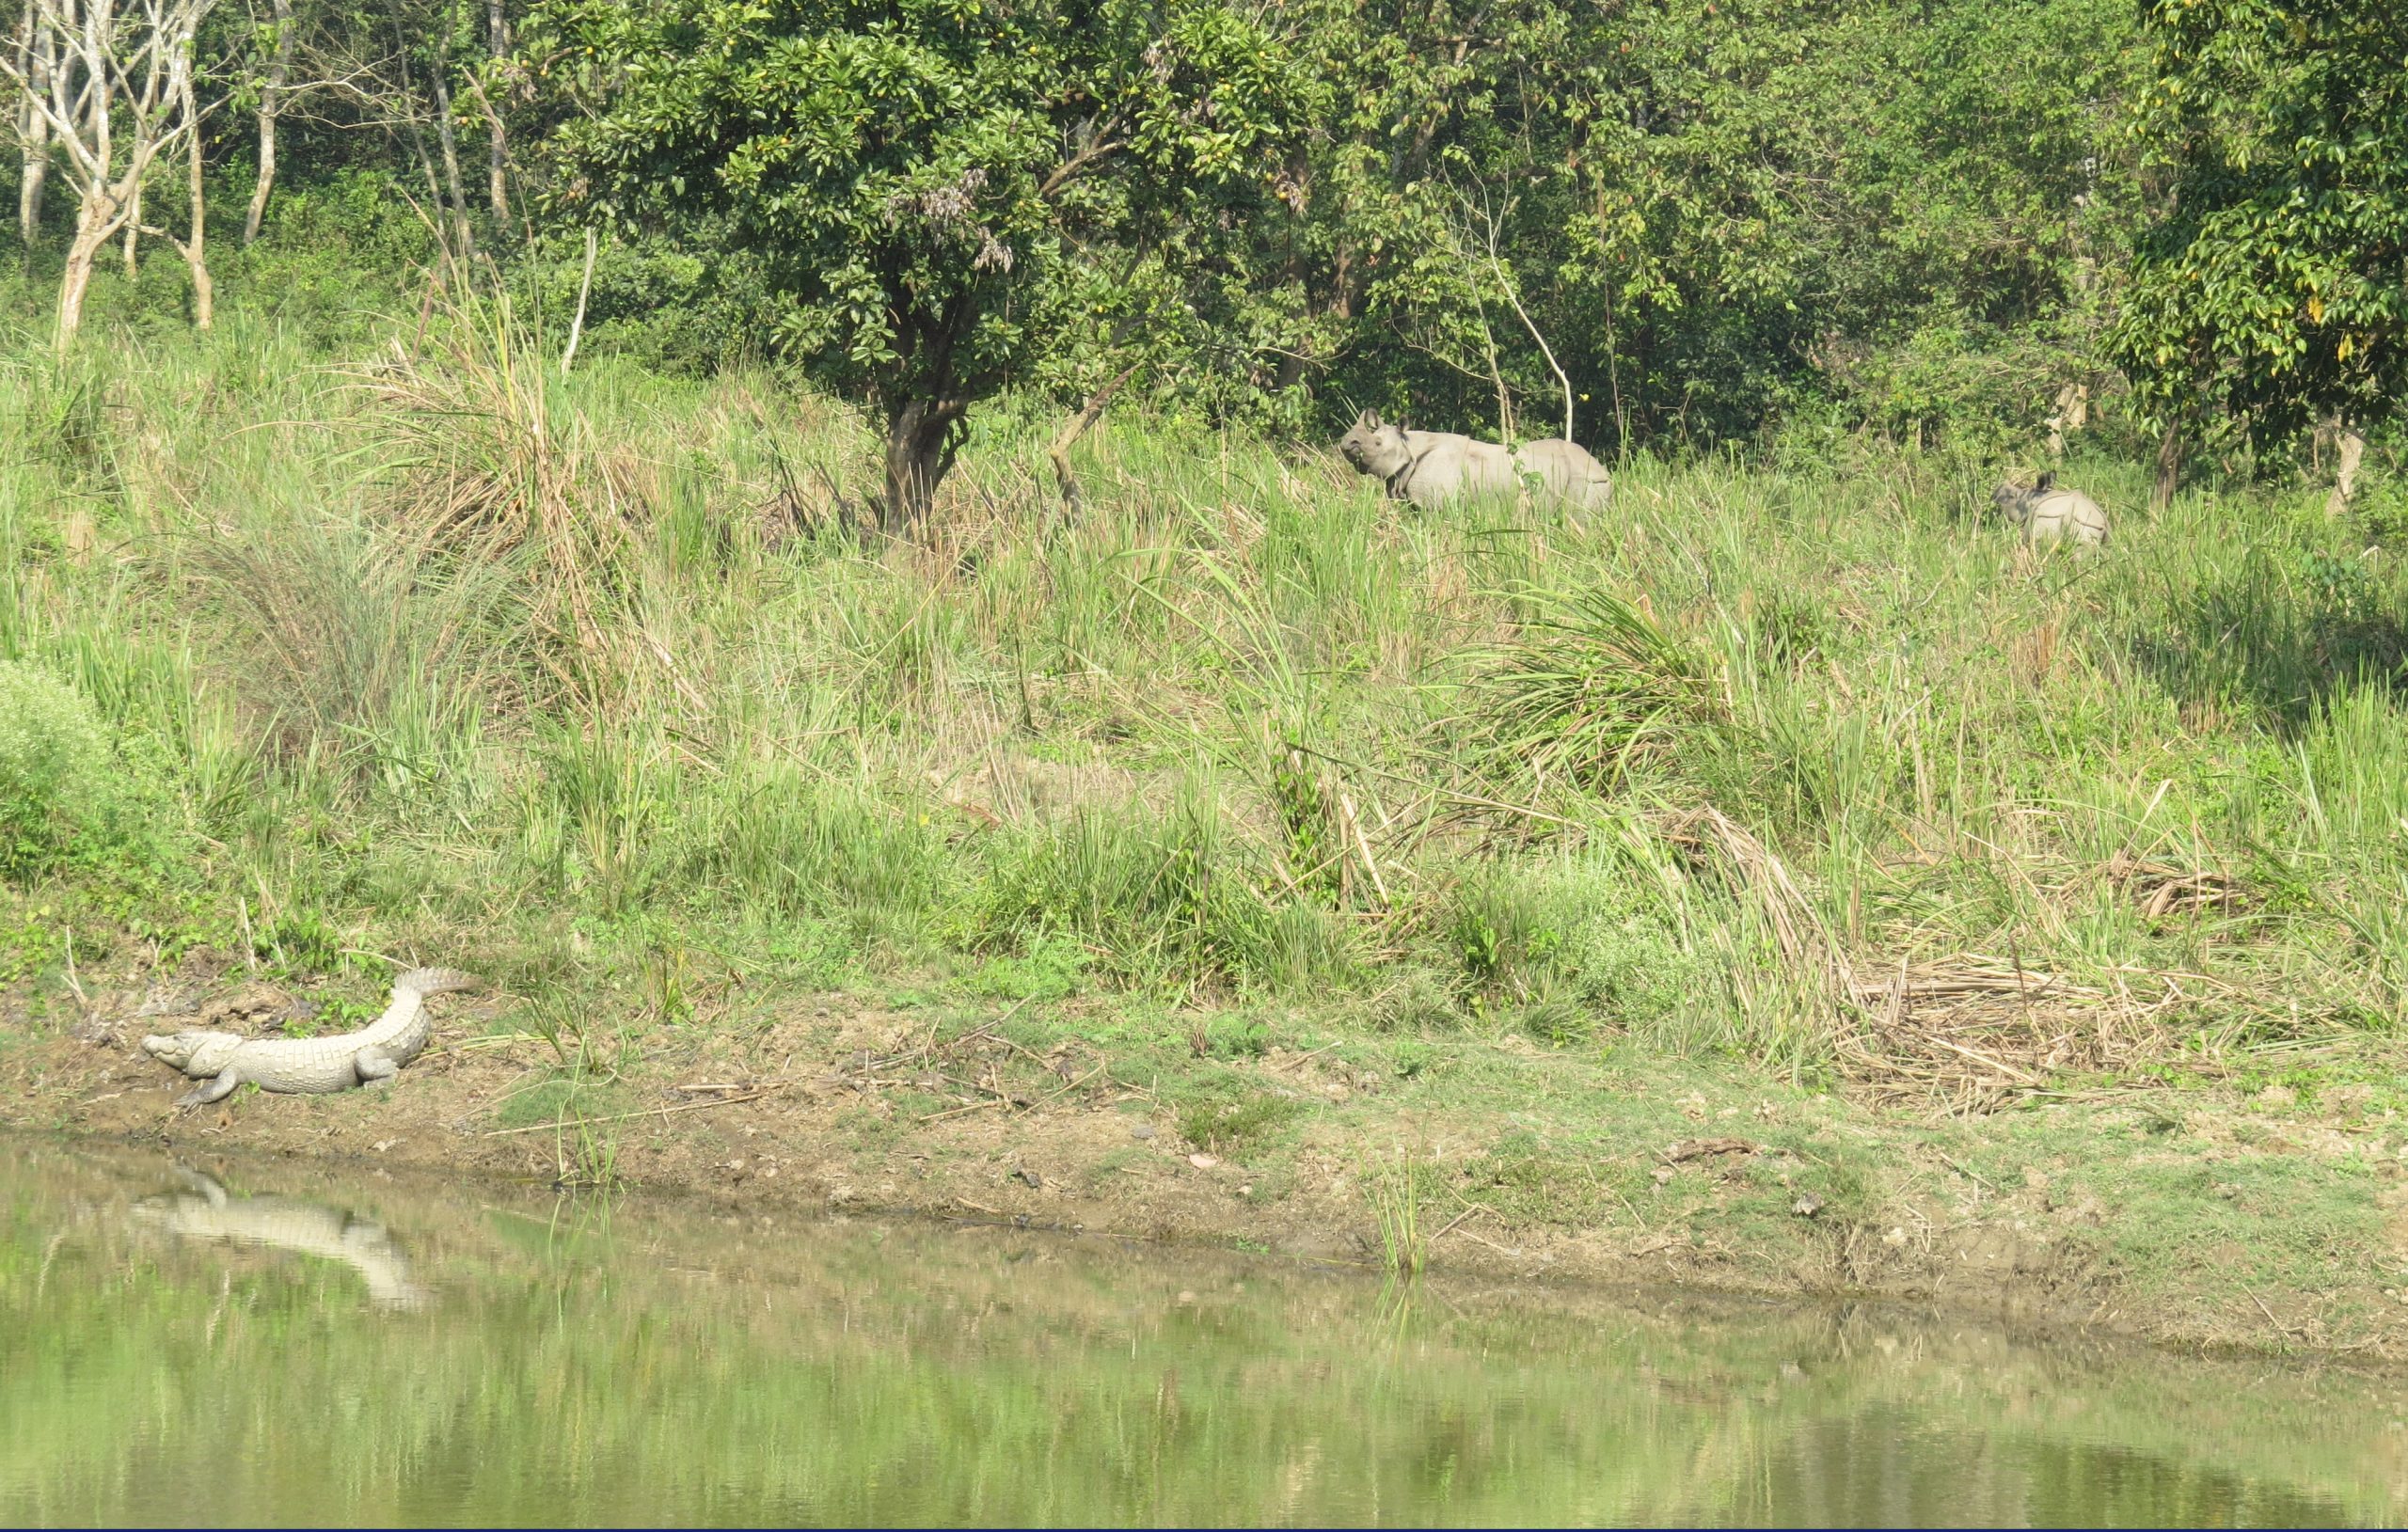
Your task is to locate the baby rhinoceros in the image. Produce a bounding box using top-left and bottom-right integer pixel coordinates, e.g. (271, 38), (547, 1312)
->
(1992, 471), (2109, 546)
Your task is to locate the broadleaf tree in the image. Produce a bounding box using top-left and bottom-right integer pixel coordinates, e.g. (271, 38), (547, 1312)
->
(528, 0), (1319, 528)
(2110, 0), (2408, 498)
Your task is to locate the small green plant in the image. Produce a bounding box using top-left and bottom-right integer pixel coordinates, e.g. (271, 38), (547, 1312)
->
(281, 994), (381, 1038)
(1362, 1149), (1427, 1276)
(642, 940), (694, 1027)
(255, 911), (344, 974)
(1197, 1014), (1273, 1059)
(1270, 747), (1339, 897)
(1447, 867), (1563, 1001)
(1175, 1088), (1301, 1159)
(554, 1107), (623, 1190)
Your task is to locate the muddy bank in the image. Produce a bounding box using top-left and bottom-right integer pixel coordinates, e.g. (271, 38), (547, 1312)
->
(6, 976), (2404, 1363)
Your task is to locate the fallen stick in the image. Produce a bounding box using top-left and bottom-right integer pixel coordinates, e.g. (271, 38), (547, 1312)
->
(1339, 792), (1389, 908)
(1924, 1034), (2043, 1084)
(483, 1088), (780, 1136)
(920, 1098), (1009, 1124)
(1453, 1227), (1521, 1257)
(1040, 1063), (1106, 1102)
(1267, 1042), (1342, 1075)
(1431, 1203), (1496, 1241)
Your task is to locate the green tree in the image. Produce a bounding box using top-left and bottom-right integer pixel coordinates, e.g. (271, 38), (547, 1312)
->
(528, 0), (1314, 528)
(1226, 0), (2137, 455)
(2111, 0), (2408, 496)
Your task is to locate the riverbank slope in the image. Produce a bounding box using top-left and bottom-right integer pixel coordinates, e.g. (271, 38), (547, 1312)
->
(8, 965), (2405, 1362)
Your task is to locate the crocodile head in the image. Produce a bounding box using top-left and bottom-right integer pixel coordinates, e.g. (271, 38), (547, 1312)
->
(141, 1029), (244, 1077)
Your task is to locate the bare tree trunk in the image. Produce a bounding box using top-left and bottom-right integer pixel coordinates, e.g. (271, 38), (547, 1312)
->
(242, 0), (292, 245)
(2150, 417), (2181, 513)
(57, 197), (110, 347)
(483, 0), (505, 220)
(12, 0), (212, 352)
(428, 12), (473, 258)
(559, 224), (594, 375)
(2325, 418), (2365, 518)
(178, 66), (207, 326)
(15, 0), (48, 245)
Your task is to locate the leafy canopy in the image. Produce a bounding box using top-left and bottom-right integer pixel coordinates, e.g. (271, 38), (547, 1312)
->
(529, 0), (1319, 519)
(2111, 0), (2408, 445)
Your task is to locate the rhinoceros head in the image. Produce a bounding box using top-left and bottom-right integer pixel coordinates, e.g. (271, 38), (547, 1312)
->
(142, 1029), (244, 1076)
(1991, 470), (2056, 526)
(1338, 409), (1412, 482)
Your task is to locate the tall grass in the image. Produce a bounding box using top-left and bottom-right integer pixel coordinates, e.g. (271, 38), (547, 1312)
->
(8, 293), (2406, 1095)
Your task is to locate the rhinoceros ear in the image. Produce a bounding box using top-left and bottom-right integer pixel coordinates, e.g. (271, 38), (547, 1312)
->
(2035, 470), (2056, 492)
(1359, 408), (1383, 430)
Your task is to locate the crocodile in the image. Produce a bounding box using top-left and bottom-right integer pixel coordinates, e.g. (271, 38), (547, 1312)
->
(130, 1167), (429, 1310)
(142, 967), (480, 1108)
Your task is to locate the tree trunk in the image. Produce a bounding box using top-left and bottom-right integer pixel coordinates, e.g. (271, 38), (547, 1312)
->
(14, 128), (38, 247)
(121, 182), (138, 278)
(881, 396), (965, 532)
(483, 0), (507, 221)
(56, 204), (110, 351)
(2325, 419), (2365, 518)
(428, 21), (474, 258)
(2150, 417), (2181, 513)
(181, 73), (210, 327)
(242, 0), (293, 245)
(16, 1), (46, 247)
(559, 224), (595, 376)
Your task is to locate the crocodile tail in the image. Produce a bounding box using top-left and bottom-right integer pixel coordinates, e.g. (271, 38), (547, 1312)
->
(391, 967), (482, 998)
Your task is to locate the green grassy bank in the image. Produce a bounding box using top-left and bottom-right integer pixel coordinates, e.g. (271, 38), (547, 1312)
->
(4, 294), (2408, 1338)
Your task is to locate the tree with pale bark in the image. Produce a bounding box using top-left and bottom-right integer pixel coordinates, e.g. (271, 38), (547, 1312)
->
(2, 0), (216, 349)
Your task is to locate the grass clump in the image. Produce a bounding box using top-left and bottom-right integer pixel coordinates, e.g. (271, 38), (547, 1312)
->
(1455, 585), (1729, 793)
(1175, 1086), (1304, 1160)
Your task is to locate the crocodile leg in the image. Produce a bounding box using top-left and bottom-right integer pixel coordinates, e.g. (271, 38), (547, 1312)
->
(354, 1049), (401, 1089)
(176, 1070), (245, 1110)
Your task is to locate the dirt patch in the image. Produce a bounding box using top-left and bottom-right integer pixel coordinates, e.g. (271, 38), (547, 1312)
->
(7, 975), (2403, 1363)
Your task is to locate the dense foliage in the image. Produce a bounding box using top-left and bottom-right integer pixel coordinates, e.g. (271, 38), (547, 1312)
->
(0, 0), (2400, 489)
(529, 0), (1320, 524)
(2111, 0), (2408, 452)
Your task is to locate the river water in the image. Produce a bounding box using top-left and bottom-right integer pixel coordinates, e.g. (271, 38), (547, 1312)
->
(4, 1140), (2403, 1527)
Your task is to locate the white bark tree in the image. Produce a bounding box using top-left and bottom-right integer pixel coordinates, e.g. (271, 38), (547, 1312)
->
(239, 0), (289, 244)
(1, 0), (216, 350)
(479, 0), (501, 219)
(12, 0), (55, 244)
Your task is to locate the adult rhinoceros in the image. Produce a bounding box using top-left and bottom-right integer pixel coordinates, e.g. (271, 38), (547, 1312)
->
(1338, 410), (1612, 511)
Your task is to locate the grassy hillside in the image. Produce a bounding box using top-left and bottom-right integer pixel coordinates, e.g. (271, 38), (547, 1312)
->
(6, 291), (2407, 1118)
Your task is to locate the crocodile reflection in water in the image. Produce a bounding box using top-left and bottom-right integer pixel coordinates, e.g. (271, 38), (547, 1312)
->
(129, 1167), (430, 1311)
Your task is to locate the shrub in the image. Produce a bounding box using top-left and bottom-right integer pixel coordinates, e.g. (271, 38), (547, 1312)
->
(0, 660), (173, 879)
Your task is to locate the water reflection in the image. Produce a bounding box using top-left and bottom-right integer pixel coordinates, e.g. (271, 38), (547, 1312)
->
(4, 1139), (2403, 1527)
(128, 1166), (429, 1310)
